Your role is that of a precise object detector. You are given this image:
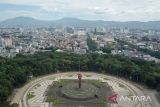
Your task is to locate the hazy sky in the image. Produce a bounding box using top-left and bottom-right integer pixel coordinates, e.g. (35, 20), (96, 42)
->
(0, 0), (160, 21)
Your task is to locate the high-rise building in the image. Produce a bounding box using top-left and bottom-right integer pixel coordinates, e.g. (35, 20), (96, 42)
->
(0, 38), (5, 48)
(3, 36), (13, 48)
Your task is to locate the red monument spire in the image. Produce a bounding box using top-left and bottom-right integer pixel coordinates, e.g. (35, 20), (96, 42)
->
(77, 73), (82, 88)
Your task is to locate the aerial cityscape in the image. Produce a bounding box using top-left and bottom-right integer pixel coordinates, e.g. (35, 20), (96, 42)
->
(0, 0), (160, 107)
(0, 20), (160, 62)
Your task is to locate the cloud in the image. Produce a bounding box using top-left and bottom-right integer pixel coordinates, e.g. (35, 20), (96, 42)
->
(0, 0), (160, 21)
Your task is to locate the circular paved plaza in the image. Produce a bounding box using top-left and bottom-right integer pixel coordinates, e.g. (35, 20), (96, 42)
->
(10, 72), (154, 107)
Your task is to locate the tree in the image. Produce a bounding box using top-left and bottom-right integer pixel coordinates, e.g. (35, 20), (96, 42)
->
(145, 75), (156, 88)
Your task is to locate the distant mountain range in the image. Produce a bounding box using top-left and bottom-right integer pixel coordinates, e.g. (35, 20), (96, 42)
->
(0, 16), (160, 29)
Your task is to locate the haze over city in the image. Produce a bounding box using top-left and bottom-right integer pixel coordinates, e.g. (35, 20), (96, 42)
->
(0, 0), (160, 21)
